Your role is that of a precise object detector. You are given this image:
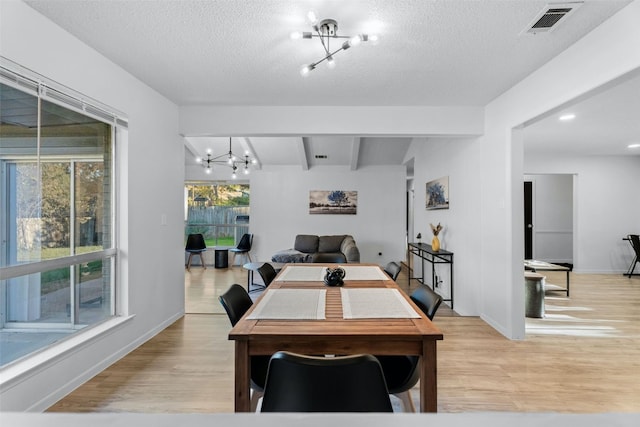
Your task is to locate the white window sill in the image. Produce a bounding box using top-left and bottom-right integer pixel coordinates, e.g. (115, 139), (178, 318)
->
(0, 315), (135, 390)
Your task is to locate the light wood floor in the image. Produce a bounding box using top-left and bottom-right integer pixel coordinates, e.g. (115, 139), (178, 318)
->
(48, 265), (640, 413)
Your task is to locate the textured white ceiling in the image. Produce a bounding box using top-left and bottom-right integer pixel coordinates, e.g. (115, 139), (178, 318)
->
(24, 0), (632, 106)
(23, 0), (639, 167)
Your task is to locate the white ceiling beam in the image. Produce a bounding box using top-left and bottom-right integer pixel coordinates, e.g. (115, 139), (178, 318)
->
(297, 137), (309, 170)
(350, 137), (361, 171)
(183, 137), (200, 158)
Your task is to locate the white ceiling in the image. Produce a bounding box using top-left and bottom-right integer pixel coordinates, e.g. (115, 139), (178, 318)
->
(523, 71), (640, 157)
(24, 0), (640, 168)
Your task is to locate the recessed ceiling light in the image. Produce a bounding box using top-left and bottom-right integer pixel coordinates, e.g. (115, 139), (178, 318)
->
(628, 143), (640, 149)
(559, 113), (576, 121)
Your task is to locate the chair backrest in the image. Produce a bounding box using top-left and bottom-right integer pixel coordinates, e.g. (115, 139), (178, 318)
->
(185, 233), (206, 251)
(311, 252), (347, 263)
(236, 233), (253, 251)
(257, 263), (278, 287)
(218, 284), (271, 392)
(629, 234), (640, 258)
(218, 284), (253, 326)
(383, 262), (401, 281)
(260, 351), (393, 412)
(410, 285), (443, 321)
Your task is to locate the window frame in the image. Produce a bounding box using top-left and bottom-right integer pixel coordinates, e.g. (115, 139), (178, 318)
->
(0, 57), (127, 365)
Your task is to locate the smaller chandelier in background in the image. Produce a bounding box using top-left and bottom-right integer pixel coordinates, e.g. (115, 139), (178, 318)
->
(291, 10), (378, 75)
(196, 137), (256, 179)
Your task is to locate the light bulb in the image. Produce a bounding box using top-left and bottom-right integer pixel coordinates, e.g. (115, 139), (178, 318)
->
(205, 168), (211, 174)
(301, 64), (315, 76)
(350, 35), (362, 46)
(195, 157), (202, 163)
(231, 172), (237, 179)
(369, 34), (379, 42)
(307, 10), (318, 25)
(327, 56), (335, 69)
(290, 31), (303, 40)
(244, 167), (250, 175)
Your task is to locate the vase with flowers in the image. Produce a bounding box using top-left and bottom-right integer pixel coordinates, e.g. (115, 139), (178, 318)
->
(430, 223), (443, 252)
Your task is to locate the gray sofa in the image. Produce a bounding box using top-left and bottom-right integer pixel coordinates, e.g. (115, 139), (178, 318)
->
(271, 234), (360, 263)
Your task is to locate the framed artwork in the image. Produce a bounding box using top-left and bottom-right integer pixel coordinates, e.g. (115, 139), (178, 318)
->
(426, 176), (449, 210)
(309, 190), (357, 215)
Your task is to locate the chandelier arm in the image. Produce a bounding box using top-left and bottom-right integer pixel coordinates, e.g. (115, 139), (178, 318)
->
(210, 153), (231, 162)
(315, 44), (348, 67)
(315, 27), (331, 56)
(309, 34), (351, 39)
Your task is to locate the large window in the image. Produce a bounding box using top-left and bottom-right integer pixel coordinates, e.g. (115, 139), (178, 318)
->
(0, 62), (123, 367)
(185, 183), (250, 247)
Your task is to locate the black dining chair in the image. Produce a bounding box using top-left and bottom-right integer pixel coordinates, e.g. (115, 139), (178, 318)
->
(230, 233), (253, 266)
(260, 351), (393, 412)
(383, 262), (401, 281)
(627, 234), (640, 278)
(218, 284), (270, 411)
(376, 284), (443, 412)
(256, 262), (278, 289)
(410, 284), (444, 321)
(185, 233), (207, 270)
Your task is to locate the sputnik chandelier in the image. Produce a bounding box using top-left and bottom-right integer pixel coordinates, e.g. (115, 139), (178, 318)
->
(197, 137), (255, 179)
(291, 11), (378, 75)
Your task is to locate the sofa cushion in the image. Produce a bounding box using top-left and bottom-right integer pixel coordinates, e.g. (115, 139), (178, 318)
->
(318, 235), (346, 253)
(311, 252), (347, 263)
(294, 235), (319, 253)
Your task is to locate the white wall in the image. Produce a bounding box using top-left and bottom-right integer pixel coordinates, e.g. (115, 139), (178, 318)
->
(250, 166), (406, 267)
(524, 174), (573, 264)
(525, 156), (640, 273)
(405, 137), (482, 316)
(479, 0), (640, 339)
(1, 1), (184, 411)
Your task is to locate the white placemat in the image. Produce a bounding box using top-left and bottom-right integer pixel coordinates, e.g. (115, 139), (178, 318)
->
(341, 266), (390, 281)
(247, 289), (326, 319)
(274, 266), (327, 282)
(341, 288), (420, 319)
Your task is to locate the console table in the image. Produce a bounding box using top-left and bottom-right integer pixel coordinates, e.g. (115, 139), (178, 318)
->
(408, 242), (454, 309)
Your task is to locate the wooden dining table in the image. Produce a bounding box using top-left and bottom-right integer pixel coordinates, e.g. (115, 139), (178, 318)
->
(228, 263), (444, 412)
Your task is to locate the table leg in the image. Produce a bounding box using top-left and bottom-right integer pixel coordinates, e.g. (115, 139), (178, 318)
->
(566, 270), (570, 297)
(420, 340), (438, 413)
(247, 271), (253, 292)
(234, 341), (251, 412)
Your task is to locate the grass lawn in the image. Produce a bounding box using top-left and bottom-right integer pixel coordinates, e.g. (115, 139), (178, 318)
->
(204, 237), (235, 247)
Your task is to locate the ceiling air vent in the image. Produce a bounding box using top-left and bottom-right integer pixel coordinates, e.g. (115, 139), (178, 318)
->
(315, 155), (328, 159)
(523, 2), (583, 34)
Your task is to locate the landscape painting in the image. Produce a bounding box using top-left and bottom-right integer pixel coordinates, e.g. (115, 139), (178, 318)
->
(426, 176), (449, 210)
(309, 190), (358, 215)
